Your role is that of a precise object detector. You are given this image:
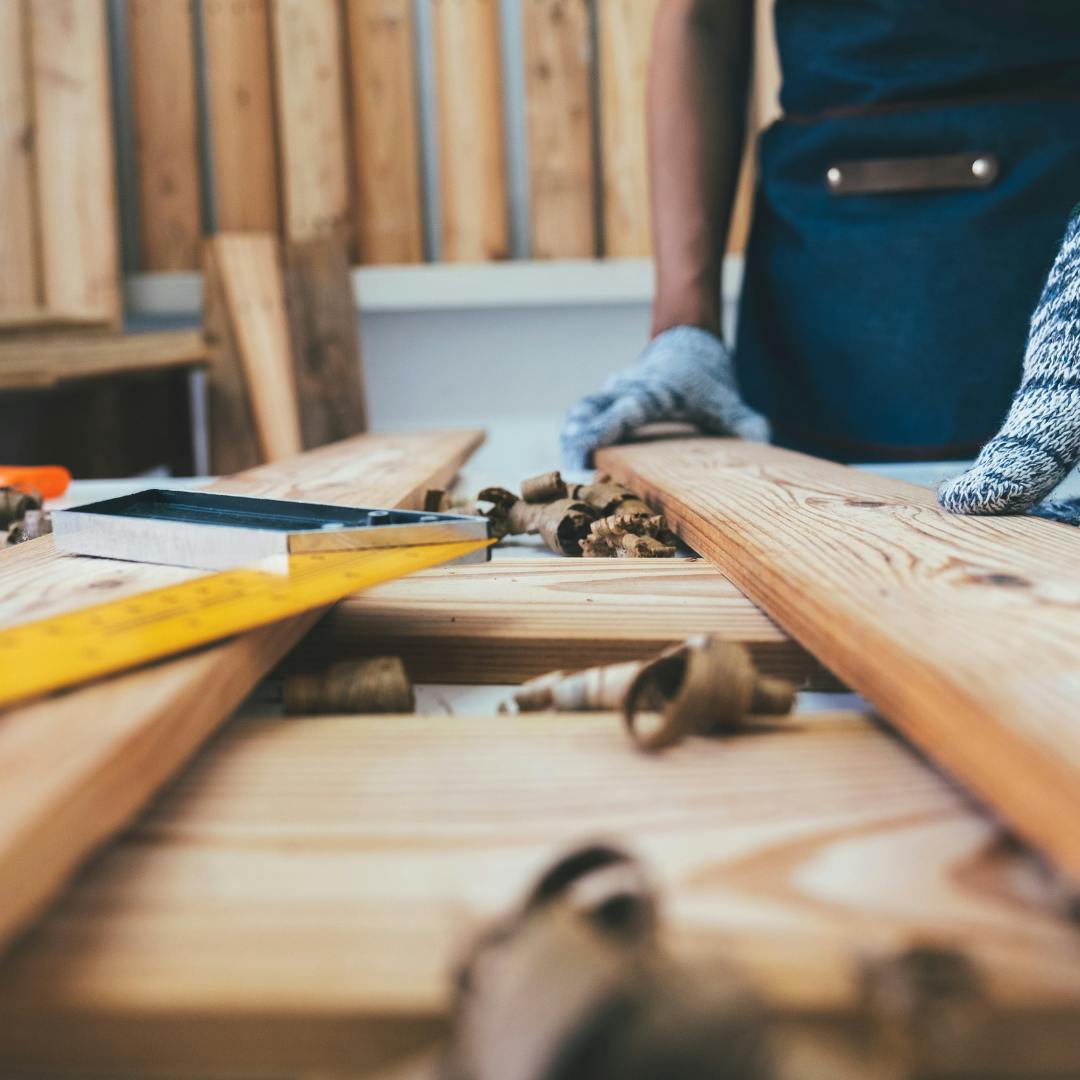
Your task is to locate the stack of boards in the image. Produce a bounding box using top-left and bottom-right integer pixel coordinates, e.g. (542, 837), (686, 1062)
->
(0, 433), (1078, 1077)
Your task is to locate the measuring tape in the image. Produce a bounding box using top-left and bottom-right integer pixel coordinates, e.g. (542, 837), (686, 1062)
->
(0, 539), (490, 711)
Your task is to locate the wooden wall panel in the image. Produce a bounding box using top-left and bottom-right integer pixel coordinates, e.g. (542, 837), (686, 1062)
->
(597, 0), (660, 257)
(523, 0), (596, 258)
(432, 0), (509, 262)
(29, 0), (120, 325)
(0, 0), (39, 311)
(127, 0), (203, 270)
(346, 0), (424, 264)
(201, 0), (279, 232)
(270, 0), (351, 242)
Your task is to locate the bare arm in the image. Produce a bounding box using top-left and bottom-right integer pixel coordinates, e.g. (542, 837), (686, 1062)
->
(648, 0), (753, 338)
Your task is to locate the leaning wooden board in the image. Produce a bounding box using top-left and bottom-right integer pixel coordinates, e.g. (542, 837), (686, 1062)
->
(598, 438), (1080, 881)
(285, 557), (834, 687)
(0, 430), (484, 955)
(1, 710), (1078, 1076)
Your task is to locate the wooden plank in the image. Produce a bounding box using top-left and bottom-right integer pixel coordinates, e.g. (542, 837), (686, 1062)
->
(202, 237), (262, 473)
(0, 309), (109, 335)
(209, 233), (302, 461)
(0, 429), (485, 956)
(270, 0), (351, 242)
(29, 0), (120, 325)
(0, 330), (205, 389)
(432, 0), (509, 262)
(201, 0), (279, 232)
(127, 0), (203, 270)
(285, 557), (834, 687)
(0, 0), (40, 311)
(596, 0), (660, 257)
(345, 0), (424, 264)
(598, 437), (1080, 884)
(2, 709), (1079, 1076)
(283, 233), (368, 448)
(523, 0), (596, 259)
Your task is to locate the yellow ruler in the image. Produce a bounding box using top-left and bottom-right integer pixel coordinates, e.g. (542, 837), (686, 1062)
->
(0, 539), (490, 711)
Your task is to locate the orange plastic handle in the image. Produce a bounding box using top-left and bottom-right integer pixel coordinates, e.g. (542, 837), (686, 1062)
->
(0, 466), (71, 499)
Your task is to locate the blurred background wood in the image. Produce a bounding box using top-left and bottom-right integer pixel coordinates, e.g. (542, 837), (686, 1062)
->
(127, 0), (203, 270)
(432, 0), (510, 261)
(346, 0), (424, 264)
(201, 0), (280, 233)
(30, 0), (120, 326)
(271, 0), (351, 243)
(597, 0), (661, 257)
(0, 0), (39, 312)
(523, 0), (596, 258)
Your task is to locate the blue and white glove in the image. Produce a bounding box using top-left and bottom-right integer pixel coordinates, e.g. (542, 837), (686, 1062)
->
(560, 325), (770, 470)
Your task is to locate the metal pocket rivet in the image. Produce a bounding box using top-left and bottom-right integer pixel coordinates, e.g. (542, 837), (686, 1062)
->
(826, 166), (842, 188)
(971, 157), (992, 180)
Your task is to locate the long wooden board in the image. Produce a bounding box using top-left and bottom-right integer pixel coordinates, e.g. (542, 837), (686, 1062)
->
(127, 0), (203, 270)
(346, 0), (424, 264)
(0, 0), (39, 311)
(598, 438), (1080, 882)
(523, 0), (596, 259)
(271, 0), (351, 243)
(285, 557), (833, 686)
(30, 0), (120, 325)
(201, 0), (280, 232)
(0, 429), (484, 956)
(1, 709), (1078, 1076)
(432, 0), (509, 261)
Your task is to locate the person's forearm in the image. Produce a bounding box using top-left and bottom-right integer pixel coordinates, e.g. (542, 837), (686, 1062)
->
(648, 0), (753, 338)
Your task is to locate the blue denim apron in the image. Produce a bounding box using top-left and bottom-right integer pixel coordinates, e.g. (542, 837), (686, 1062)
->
(735, 0), (1080, 461)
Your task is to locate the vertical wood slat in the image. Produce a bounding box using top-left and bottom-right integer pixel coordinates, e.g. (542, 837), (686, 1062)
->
(270, 0), (351, 243)
(523, 0), (596, 259)
(432, 0), (509, 262)
(30, 0), (120, 325)
(127, 0), (203, 270)
(201, 0), (279, 232)
(0, 0), (40, 311)
(345, 0), (423, 264)
(597, 0), (660, 258)
(727, 0), (782, 254)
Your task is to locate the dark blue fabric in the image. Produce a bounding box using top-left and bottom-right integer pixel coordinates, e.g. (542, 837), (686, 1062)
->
(734, 2), (1080, 462)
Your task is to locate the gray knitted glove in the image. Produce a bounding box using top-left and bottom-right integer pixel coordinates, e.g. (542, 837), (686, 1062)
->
(560, 326), (770, 470)
(939, 206), (1080, 518)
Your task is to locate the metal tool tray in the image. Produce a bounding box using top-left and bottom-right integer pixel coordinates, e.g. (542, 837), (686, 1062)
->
(52, 489), (490, 570)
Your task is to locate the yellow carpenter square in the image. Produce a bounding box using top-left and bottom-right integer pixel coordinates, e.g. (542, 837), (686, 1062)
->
(0, 540), (491, 710)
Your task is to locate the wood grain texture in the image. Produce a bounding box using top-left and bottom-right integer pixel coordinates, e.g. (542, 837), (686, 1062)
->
(0, 429), (484, 957)
(346, 0), (424, 264)
(30, 0), (120, 325)
(201, 0), (279, 232)
(127, 0), (203, 270)
(209, 233), (302, 460)
(598, 438), (1080, 883)
(271, 0), (351, 242)
(1, 709), (1079, 1076)
(0, 0), (39, 311)
(0, 329), (205, 389)
(432, 0), (509, 262)
(286, 557), (833, 687)
(597, 0), (660, 257)
(283, 233), (368, 447)
(202, 237), (262, 473)
(523, 0), (596, 259)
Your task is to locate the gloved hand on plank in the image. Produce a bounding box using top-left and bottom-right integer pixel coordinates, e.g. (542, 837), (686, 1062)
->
(940, 205), (1080, 524)
(560, 326), (770, 471)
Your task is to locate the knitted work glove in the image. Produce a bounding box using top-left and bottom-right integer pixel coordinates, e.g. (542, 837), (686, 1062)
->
(939, 206), (1080, 519)
(560, 326), (770, 470)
